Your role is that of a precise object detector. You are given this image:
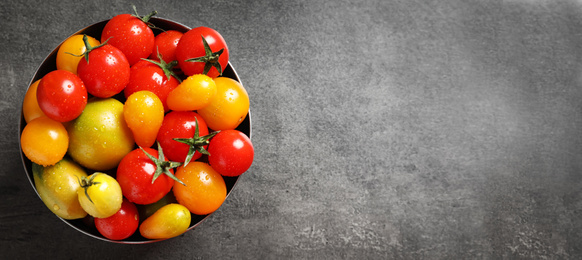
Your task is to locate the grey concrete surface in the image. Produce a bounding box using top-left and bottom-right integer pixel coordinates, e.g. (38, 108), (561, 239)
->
(2, 0), (582, 259)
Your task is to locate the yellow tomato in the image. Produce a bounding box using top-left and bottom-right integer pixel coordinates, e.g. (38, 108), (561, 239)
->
(139, 203), (191, 240)
(56, 34), (100, 75)
(197, 77), (249, 130)
(124, 91), (164, 148)
(166, 74), (216, 111)
(22, 80), (45, 123)
(77, 172), (123, 218)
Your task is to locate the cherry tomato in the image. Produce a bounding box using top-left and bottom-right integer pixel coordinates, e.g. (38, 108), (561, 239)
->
(139, 203), (191, 240)
(124, 60), (179, 112)
(173, 162), (226, 215)
(77, 172), (123, 218)
(22, 80), (45, 123)
(21, 116), (68, 166)
(175, 26), (229, 78)
(77, 43), (130, 98)
(208, 130), (254, 177)
(67, 98), (135, 171)
(150, 30), (183, 64)
(95, 198), (139, 240)
(32, 158), (88, 220)
(36, 70), (87, 122)
(116, 146), (180, 205)
(124, 91), (164, 148)
(101, 8), (156, 65)
(197, 77), (249, 130)
(166, 74), (216, 111)
(56, 34), (100, 75)
(156, 111), (209, 164)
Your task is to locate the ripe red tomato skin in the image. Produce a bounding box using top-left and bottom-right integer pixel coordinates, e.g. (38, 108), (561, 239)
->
(175, 26), (229, 78)
(150, 30), (183, 64)
(77, 44), (130, 98)
(101, 13), (155, 66)
(36, 70), (87, 122)
(116, 147), (175, 205)
(208, 130), (254, 177)
(94, 198), (139, 241)
(124, 60), (179, 112)
(156, 111), (209, 163)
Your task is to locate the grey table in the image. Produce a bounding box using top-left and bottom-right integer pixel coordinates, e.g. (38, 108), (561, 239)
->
(2, 0), (582, 259)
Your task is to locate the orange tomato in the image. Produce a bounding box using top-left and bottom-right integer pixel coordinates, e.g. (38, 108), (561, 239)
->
(123, 91), (164, 148)
(20, 116), (68, 166)
(56, 34), (100, 75)
(139, 203), (191, 240)
(173, 162), (226, 215)
(197, 77), (249, 130)
(166, 74), (216, 111)
(22, 80), (45, 123)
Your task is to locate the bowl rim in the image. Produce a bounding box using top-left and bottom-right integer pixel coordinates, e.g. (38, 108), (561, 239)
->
(18, 16), (251, 244)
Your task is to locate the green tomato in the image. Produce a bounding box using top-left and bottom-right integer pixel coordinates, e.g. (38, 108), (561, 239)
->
(139, 203), (191, 240)
(32, 158), (88, 220)
(77, 172), (123, 218)
(67, 97), (135, 171)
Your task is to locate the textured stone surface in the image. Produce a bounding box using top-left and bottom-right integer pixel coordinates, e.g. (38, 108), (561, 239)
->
(2, 0), (582, 259)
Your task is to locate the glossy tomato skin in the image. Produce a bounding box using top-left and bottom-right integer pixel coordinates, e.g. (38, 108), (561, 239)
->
(21, 116), (69, 166)
(175, 26), (229, 78)
(166, 74), (216, 111)
(124, 60), (179, 112)
(102, 14), (155, 66)
(173, 162), (226, 215)
(95, 198), (139, 241)
(77, 172), (123, 219)
(197, 77), (249, 130)
(56, 34), (100, 75)
(139, 203), (191, 240)
(208, 130), (254, 177)
(77, 44), (130, 98)
(37, 70), (87, 122)
(156, 111), (209, 163)
(150, 30), (183, 64)
(22, 80), (45, 123)
(124, 90), (164, 148)
(116, 147), (175, 205)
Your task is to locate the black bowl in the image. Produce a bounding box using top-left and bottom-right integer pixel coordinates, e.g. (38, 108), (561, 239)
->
(19, 17), (251, 244)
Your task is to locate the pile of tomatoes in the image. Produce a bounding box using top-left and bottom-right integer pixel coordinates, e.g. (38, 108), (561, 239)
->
(20, 7), (253, 241)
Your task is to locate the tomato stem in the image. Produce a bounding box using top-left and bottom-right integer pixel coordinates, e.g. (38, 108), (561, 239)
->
(173, 117), (220, 166)
(139, 142), (186, 186)
(184, 35), (224, 76)
(142, 50), (182, 83)
(131, 4), (162, 31)
(76, 173), (102, 204)
(66, 35), (111, 64)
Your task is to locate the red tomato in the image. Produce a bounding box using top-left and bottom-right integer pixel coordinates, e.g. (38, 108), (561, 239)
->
(36, 70), (87, 122)
(77, 44), (130, 98)
(156, 111), (210, 164)
(150, 30), (183, 64)
(175, 26), (229, 78)
(124, 60), (179, 112)
(116, 146), (181, 205)
(208, 130), (254, 177)
(101, 8), (156, 65)
(95, 198), (139, 241)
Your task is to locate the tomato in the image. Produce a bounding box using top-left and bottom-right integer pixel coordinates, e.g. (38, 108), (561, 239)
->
(173, 162), (226, 215)
(21, 116), (68, 166)
(124, 91), (164, 148)
(208, 130), (254, 177)
(77, 172), (123, 218)
(95, 198), (139, 240)
(116, 146), (181, 205)
(77, 41), (130, 98)
(101, 7), (156, 65)
(139, 203), (191, 240)
(150, 30), (183, 64)
(175, 26), (229, 78)
(197, 77), (249, 130)
(124, 60), (179, 112)
(37, 70), (87, 122)
(32, 158), (88, 220)
(156, 111), (210, 164)
(22, 80), (45, 123)
(137, 192), (177, 221)
(166, 74), (216, 111)
(56, 34), (100, 75)
(67, 98), (135, 171)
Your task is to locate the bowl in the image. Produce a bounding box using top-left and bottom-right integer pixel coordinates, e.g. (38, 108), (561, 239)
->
(19, 17), (251, 244)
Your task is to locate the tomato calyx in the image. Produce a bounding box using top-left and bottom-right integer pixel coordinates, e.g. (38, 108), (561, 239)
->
(66, 34), (111, 64)
(131, 5), (161, 31)
(184, 36), (225, 76)
(77, 173), (102, 204)
(142, 51), (182, 83)
(139, 142), (185, 186)
(173, 118), (220, 166)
